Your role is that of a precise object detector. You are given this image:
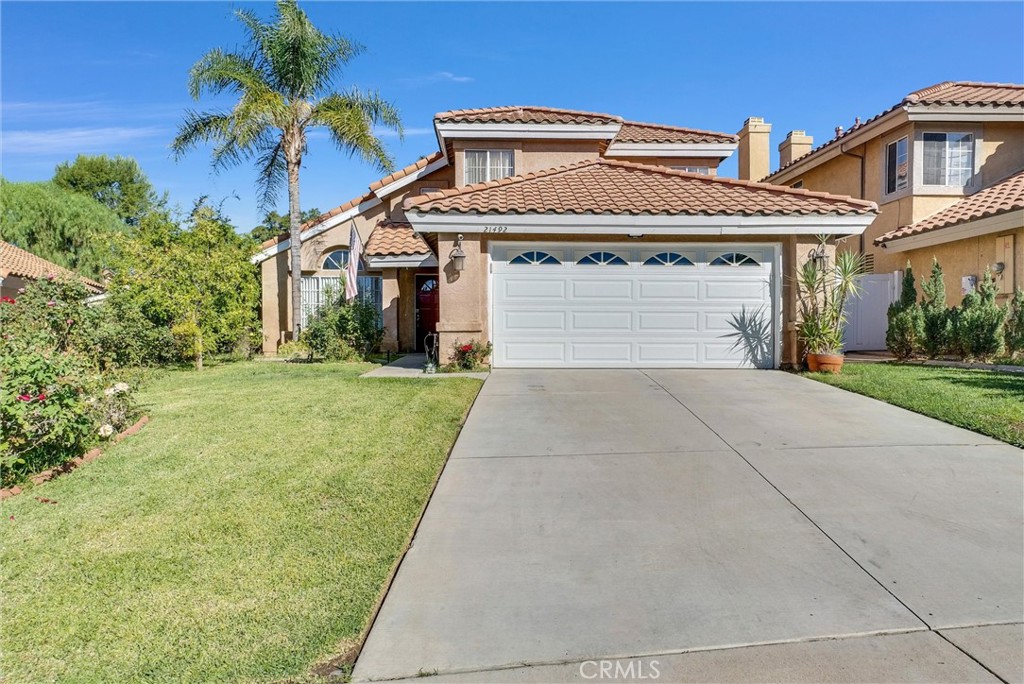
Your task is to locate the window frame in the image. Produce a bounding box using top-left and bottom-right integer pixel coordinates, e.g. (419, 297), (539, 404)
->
(321, 249), (350, 271)
(464, 149), (515, 185)
(920, 131), (975, 188)
(670, 165), (711, 175)
(884, 135), (909, 197)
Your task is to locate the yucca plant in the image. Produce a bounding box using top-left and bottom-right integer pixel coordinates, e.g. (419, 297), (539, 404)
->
(795, 237), (867, 357)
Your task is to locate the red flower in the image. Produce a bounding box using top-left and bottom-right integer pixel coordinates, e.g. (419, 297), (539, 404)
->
(0, 297), (14, 304)
(460, 344), (473, 352)
(17, 394), (32, 401)
(36, 393), (46, 402)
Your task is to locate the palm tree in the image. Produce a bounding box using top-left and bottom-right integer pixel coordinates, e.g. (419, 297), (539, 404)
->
(172, 0), (402, 336)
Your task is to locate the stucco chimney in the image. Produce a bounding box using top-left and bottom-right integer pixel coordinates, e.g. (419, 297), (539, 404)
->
(737, 117), (772, 181)
(778, 130), (814, 168)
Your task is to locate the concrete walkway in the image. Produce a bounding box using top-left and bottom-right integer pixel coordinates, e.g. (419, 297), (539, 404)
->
(361, 353), (489, 379)
(353, 370), (1023, 683)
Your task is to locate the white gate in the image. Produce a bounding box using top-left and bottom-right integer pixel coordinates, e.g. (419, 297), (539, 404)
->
(843, 272), (900, 352)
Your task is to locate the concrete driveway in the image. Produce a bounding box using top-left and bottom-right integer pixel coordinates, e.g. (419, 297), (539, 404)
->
(353, 370), (1023, 683)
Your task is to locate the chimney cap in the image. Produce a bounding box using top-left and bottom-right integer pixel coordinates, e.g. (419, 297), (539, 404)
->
(744, 116), (765, 125)
(785, 130), (808, 139)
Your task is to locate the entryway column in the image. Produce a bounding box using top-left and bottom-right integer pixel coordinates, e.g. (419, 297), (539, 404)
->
(436, 232), (484, 362)
(381, 268), (400, 352)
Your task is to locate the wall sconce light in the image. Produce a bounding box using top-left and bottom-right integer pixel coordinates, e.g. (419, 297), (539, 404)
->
(449, 233), (466, 271)
(808, 243), (829, 270)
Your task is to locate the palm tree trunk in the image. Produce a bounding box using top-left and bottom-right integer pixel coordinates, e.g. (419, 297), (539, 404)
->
(287, 155), (303, 338)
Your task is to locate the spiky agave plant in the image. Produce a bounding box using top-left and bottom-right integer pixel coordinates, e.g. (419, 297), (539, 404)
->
(795, 237), (866, 356)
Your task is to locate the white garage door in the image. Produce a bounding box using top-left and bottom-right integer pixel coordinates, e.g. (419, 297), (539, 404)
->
(490, 243), (778, 368)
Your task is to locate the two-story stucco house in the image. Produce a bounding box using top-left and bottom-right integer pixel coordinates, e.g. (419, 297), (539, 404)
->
(254, 106), (878, 369)
(761, 81), (1024, 303)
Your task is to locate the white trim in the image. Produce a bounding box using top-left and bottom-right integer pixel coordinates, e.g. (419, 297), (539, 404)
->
(406, 210), (875, 235)
(879, 209), (1024, 252)
(372, 157), (449, 200)
(435, 122), (622, 141)
(604, 142), (737, 158)
(906, 105), (1024, 123)
(251, 197), (383, 264)
(365, 253), (439, 269)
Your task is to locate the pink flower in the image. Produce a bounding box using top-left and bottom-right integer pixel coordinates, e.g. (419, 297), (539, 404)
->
(66, 319), (74, 326)
(36, 393), (46, 402)
(46, 274), (55, 281)
(17, 394), (32, 402)
(46, 301), (56, 307)
(16, 288), (25, 294)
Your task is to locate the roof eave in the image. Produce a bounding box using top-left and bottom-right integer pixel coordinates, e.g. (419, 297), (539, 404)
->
(876, 208), (1024, 252)
(604, 142), (738, 159)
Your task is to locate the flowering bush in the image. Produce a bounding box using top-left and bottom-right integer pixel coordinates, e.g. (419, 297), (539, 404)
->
(0, 277), (142, 485)
(446, 339), (492, 371)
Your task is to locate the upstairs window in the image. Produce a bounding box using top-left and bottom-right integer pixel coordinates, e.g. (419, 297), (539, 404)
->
(671, 166), (710, 175)
(923, 132), (974, 187)
(465, 150), (514, 184)
(885, 136), (909, 194)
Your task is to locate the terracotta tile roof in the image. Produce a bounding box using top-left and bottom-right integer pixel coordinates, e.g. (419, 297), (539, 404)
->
(906, 81), (1024, 106)
(0, 241), (104, 293)
(405, 159), (877, 217)
(766, 81), (1024, 181)
(368, 152), (445, 192)
(258, 191), (377, 249)
(364, 221), (432, 257)
(612, 121), (737, 145)
(434, 106), (622, 125)
(875, 169), (1024, 245)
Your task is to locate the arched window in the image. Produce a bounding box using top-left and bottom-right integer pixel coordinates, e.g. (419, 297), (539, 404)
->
(510, 250), (561, 265)
(321, 249), (349, 270)
(643, 252), (695, 266)
(577, 251), (628, 266)
(710, 252), (760, 267)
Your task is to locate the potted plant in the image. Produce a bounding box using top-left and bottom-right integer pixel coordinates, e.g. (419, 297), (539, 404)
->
(795, 238), (866, 373)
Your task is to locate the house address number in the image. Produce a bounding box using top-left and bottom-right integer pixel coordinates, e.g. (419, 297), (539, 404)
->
(483, 226), (508, 233)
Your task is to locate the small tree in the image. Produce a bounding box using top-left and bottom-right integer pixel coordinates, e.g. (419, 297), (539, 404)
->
(952, 270), (1005, 362)
(920, 258), (952, 358)
(886, 263), (925, 360)
(1004, 288), (1024, 359)
(795, 238), (866, 359)
(113, 205), (259, 369)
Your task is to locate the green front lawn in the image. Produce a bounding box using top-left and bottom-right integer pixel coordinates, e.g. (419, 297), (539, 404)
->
(1, 362), (481, 683)
(805, 363), (1024, 447)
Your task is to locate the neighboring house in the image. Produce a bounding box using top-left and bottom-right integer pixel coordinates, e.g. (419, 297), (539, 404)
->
(255, 106), (877, 368)
(0, 240), (105, 299)
(762, 81), (1024, 303)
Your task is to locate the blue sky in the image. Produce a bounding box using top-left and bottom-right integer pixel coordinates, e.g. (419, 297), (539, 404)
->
(3, 2), (1022, 232)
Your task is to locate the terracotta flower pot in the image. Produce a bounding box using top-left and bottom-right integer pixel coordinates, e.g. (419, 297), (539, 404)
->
(807, 352), (845, 374)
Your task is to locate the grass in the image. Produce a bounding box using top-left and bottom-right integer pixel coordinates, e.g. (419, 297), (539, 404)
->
(1, 362), (482, 683)
(805, 362), (1024, 447)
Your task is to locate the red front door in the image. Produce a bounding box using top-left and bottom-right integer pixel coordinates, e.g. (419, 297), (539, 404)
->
(416, 276), (440, 351)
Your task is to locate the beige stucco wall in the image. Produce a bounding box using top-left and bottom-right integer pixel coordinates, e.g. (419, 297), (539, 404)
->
(785, 117), (1024, 277)
(886, 228), (1022, 305)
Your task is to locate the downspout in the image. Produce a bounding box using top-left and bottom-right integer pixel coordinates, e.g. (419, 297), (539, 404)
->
(839, 140), (867, 253)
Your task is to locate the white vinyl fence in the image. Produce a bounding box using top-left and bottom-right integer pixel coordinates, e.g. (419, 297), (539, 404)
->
(300, 275), (382, 329)
(843, 272), (901, 352)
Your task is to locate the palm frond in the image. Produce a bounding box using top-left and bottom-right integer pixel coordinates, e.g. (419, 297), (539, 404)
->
(172, 110), (233, 160)
(312, 90), (401, 172)
(188, 49), (272, 101)
(254, 140), (287, 211)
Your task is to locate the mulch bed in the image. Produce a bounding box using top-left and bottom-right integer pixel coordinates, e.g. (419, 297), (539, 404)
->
(0, 416), (149, 500)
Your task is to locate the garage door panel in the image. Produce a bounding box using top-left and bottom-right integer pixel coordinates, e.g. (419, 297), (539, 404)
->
(637, 280), (700, 300)
(637, 343), (699, 363)
(492, 244), (776, 369)
(638, 311), (699, 332)
(571, 311), (632, 331)
(572, 280), (632, 300)
(503, 310), (566, 332)
(570, 343), (632, 363)
(501, 279), (567, 302)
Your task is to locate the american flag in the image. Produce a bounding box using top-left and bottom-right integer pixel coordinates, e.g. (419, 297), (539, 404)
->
(345, 222), (361, 302)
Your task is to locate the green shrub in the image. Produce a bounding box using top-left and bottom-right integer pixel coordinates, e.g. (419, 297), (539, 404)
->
(276, 340), (312, 361)
(920, 259), (952, 357)
(301, 288), (384, 361)
(445, 339), (493, 371)
(1004, 289), (1024, 359)
(92, 297), (176, 368)
(952, 270), (1005, 362)
(886, 264), (925, 360)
